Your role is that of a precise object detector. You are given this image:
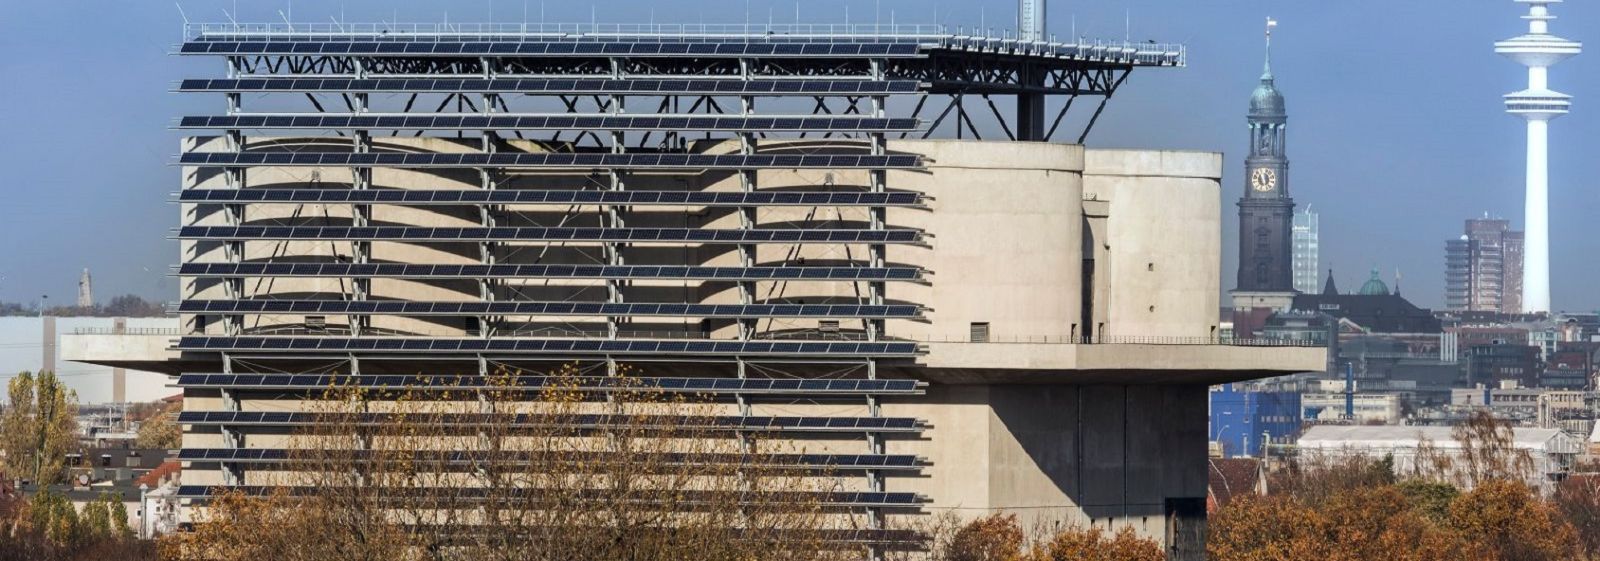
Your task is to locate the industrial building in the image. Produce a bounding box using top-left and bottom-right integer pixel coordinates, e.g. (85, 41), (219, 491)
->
(1209, 384), (1302, 458)
(1297, 425), (1580, 492)
(63, 14), (1321, 560)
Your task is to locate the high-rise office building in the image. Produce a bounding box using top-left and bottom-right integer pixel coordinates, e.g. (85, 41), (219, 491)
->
(1292, 207), (1319, 294)
(1445, 218), (1524, 313)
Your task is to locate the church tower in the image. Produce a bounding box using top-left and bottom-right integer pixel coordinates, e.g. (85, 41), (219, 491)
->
(1231, 19), (1299, 337)
(1237, 19), (1295, 292)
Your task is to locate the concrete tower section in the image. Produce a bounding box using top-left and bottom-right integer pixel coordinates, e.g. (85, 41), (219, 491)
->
(1495, 0), (1581, 313)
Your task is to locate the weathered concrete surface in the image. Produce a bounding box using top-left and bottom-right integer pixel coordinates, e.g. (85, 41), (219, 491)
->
(886, 383), (1211, 558)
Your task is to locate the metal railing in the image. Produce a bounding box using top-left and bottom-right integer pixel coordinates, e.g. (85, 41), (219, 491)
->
(91, 324), (1319, 348)
(72, 327), (183, 336)
(188, 22), (952, 40)
(181, 22), (1185, 67)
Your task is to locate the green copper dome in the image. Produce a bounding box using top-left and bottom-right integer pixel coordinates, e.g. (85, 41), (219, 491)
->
(1358, 268), (1390, 296)
(1250, 79), (1286, 116)
(1250, 30), (1286, 117)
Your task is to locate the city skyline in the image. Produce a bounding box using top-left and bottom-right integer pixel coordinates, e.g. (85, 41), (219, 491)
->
(2, 0), (1598, 311)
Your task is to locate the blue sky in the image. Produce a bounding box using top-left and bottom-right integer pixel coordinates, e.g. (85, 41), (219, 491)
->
(1, 0), (1597, 311)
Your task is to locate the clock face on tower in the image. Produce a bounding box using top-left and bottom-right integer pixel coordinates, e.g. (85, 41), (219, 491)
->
(1251, 167), (1278, 192)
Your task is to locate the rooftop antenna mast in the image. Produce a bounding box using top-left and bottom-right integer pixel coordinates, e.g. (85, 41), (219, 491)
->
(175, 2), (190, 38)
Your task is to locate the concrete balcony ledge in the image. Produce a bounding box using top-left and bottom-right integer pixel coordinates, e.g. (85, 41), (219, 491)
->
(909, 341), (1326, 385)
(62, 333), (184, 373)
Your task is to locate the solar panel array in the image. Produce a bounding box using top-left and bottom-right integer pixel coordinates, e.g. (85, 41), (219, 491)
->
(179, 115), (921, 132)
(180, 41), (925, 58)
(174, 31), (938, 522)
(176, 410), (925, 432)
(178, 300), (923, 318)
(176, 373), (923, 394)
(173, 486), (925, 507)
(177, 263), (925, 281)
(179, 448), (923, 470)
(178, 78), (920, 95)
(179, 151), (921, 169)
(178, 225), (923, 244)
(177, 337), (923, 356)
(177, 189), (923, 207)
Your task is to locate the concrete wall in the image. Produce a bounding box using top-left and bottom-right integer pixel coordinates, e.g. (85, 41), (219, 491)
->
(1084, 150), (1223, 340)
(885, 383), (1209, 556)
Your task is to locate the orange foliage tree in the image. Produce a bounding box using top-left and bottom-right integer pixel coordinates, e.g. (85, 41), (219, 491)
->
(1552, 474), (1600, 559)
(936, 513), (1163, 561)
(1448, 480), (1579, 561)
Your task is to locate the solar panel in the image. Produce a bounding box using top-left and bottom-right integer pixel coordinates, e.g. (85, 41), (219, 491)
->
(176, 337), (920, 356)
(177, 374), (922, 394)
(179, 447), (921, 471)
(178, 78), (920, 96)
(177, 262), (923, 282)
(174, 485), (925, 506)
(177, 410), (922, 433)
(179, 114), (922, 133)
(179, 152), (920, 170)
(178, 226), (922, 244)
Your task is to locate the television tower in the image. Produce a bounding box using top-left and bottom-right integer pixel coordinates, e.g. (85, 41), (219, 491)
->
(1495, 0), (1580, 314)
(1019, 0), (1046, 42)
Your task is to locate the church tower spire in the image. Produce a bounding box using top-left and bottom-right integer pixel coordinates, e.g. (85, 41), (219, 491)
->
(1263, 17), (1276, 80)
(1235, 16), (1295, 293)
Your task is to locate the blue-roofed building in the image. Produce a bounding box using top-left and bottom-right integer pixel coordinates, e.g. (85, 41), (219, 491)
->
(1210, 384), (1302, 458)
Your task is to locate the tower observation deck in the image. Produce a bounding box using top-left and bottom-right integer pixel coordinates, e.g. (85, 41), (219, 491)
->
(1495, 0), (1581, 313)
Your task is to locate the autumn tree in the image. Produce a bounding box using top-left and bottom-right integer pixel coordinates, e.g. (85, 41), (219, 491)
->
(1207, 494), (1334, 561)
(162, 365), (873, 561)
(939, 513), (1025, 561)
(1207, 488), (1469, 561)
(1448, 480), (1579, 561)
(1447, 411), (1536, 489)
(1552, 474), (1600, 559)
(135, 401), (181, 449)
(0, 491), (152, 561)
(1212, 421), (1582, 561)
(931, 512), (1164, 561)
(1395, 480), (1459, 524)
(0, 371), (79, 484)
(1268, 453), (1394, 508)
(1026, 525), (1165, 561)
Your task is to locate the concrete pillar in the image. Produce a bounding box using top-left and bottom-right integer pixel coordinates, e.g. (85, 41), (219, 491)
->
(113, 318), (127, 403)
(1016, 64), (1047, 141)
(42, 316), (56, 373)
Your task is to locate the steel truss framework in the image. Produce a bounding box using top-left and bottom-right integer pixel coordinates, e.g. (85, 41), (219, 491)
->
(172, 24), (1182, 557)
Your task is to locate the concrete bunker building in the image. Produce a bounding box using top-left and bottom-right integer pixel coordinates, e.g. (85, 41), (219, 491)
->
(66, 20), (1322, 560)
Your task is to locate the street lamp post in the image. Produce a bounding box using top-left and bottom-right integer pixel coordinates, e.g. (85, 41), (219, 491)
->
(138, 483), (149, 539)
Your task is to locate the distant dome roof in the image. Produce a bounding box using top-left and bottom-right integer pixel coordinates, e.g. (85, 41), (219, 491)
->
(1358, 268), (1390, 296)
